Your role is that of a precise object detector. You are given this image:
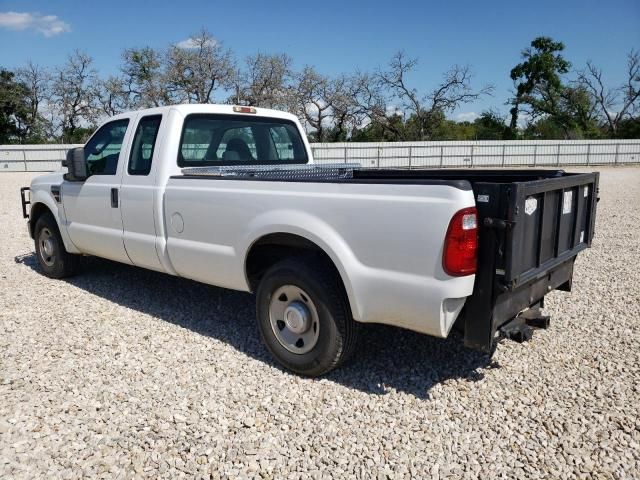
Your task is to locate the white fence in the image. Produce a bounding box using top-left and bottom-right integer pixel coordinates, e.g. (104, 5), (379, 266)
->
(311, 140), (640, 168)
(0, 144), (77, 172)
(1, 140), (639, 172)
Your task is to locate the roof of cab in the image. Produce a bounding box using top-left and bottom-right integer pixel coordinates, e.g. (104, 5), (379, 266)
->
(113, 104), (299, 122)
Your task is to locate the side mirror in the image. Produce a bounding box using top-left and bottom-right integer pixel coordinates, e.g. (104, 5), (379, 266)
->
(63, 147), (88, 181)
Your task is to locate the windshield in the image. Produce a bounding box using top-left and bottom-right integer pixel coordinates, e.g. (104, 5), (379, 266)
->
(178, 114), (308, 167)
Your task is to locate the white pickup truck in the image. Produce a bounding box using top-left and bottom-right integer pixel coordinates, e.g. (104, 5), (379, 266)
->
(21, 104), (599, 376)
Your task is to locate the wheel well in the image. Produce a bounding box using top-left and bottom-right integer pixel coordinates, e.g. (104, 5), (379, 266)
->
(245, 233), (343, 293)
(29, 202), (52, 237)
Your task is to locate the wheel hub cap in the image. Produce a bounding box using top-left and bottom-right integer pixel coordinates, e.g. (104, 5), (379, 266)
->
(268, 285), (320, 355)
(284, 302), (310, 334)
(38, 227), (56, 267)
(42, 238), (54, 256)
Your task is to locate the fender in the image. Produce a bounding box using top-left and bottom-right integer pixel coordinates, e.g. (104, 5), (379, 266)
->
(30, 187), (81, 255)
(240, 209), (364, 321)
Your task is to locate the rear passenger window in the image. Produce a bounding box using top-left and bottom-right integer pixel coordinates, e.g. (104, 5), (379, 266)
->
(178, 114), (308, 167)
(128, 115), (162, 175)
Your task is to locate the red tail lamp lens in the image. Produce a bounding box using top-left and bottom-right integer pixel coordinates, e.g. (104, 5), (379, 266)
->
(443, 207), (478, 276)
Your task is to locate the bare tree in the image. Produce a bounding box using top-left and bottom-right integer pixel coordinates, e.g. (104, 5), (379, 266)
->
(15, 61), (52, 141)
(50, 50), (100, 142)
(98, 76), (131, 116)
(166, 29), (235, 103)
(121, 47), (169, 107)
(232, 53), (294, 108)
(327, 74), (372, 141)
(376, 51), (493, 139)
(577, 50), (640, 135)
(292, 67), (341, 141)
(350, 71), (404, 139)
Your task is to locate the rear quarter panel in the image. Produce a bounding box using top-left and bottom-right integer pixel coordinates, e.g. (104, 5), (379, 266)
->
(164, 178), (476, 337)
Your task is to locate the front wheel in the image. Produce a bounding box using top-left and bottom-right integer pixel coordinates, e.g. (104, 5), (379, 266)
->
(256, 257), (359, 377)
(34, 212), (80, 279)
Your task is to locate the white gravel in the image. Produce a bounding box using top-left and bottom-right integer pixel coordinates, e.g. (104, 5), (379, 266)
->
(1, 167), (639, 479)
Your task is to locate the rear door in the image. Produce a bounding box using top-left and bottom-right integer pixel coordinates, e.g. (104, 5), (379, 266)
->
(119, 114), (165, 271)
(61, 117), (133, 263)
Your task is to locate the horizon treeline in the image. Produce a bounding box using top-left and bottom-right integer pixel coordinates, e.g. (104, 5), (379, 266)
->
(0, 31), (638, 144)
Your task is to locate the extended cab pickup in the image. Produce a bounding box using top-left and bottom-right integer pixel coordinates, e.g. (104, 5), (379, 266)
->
(21, 104), (599, 376)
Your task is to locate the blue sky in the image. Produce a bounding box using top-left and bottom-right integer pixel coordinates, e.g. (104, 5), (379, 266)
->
(1, 0), (638, 120)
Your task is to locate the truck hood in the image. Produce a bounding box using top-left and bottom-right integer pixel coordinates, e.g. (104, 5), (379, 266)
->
(31, 170), (66, 188)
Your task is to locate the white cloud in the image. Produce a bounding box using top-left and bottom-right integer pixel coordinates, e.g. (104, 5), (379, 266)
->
(0, 11), (70, 37)
(386, 104), (403, 117)
(176, 37), (216, 49)
(517, 112), (531, 128)
(455, 111), (479, 122)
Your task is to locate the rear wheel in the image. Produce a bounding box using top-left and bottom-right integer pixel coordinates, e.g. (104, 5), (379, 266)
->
(256, 256), (359, 376)
(34, 212), (80, 279)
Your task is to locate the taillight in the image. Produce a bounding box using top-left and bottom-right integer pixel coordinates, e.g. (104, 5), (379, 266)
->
(443, 207), (478, 276)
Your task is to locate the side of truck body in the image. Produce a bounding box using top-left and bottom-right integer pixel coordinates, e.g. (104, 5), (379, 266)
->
(22, 104), (599, 376)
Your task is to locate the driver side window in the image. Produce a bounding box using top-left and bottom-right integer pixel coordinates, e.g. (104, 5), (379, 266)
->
(84, 119), (129, 176)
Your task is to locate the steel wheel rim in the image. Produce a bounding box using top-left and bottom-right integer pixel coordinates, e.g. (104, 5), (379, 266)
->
(38, 227), (56, 267)
(269, 284), (320, 354)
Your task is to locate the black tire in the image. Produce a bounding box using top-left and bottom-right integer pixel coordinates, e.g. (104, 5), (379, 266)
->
(256, 256), (359, 377)
(34, 212), (80, 279)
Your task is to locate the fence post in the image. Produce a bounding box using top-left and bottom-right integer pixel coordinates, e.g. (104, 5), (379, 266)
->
(533, 144), (537, 167)
(439, 146), (444, 168)
(586, 143), (591, 166)
(344, 146), (347, 164)
(377, 147), (380, 168)
(501, 144), (506, 167)
(22, 149), (28, 172)
(408, 146), (412, 169)
(556, 144), (561, 166)
(470, 145), (474, 168)
(614, 143), (620, 165)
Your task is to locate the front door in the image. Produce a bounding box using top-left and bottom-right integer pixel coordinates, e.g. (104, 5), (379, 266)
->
(61, 117), (133, 264)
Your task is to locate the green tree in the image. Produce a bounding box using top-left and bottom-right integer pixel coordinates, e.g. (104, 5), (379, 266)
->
(474, 110), (509, 140)
(522, 117), (567, 140)
(615, 117), (640, 138)
(509, 37), (571, 134)
(350, 114), (407, 142)
(0, 69), (30, 143)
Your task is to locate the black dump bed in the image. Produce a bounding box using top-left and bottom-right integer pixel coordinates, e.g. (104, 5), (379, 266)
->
(355, 168), (599, 351)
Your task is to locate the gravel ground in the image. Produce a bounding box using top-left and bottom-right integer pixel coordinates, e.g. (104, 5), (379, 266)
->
(1, 167), (639, 479)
